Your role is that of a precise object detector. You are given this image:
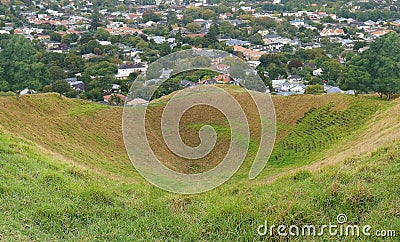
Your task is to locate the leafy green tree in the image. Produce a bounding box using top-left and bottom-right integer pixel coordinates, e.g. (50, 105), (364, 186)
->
(84, 62), (117, 77)
(61, 34), (72, 45)
(220, 21), (235, 36)
(257, 66), (273, 92)
(136, 39), (149, 50)
(304, 85), (324, 94)
(158, 42), (171, 57)
(64, 54), (85, 75)
(0, 35), (50, 98)
(321, 59), (342, 82)
(266, 63), (287, 80)
(52, 80), (71, 97)
(186, 23), (201, 33)
(95, 28), (111, 41)
(202, 9), (216, 20)
(366, 32), (400, 100)
(339, 56), (371, 96)
(248, 33), (264, 45)
(206, 23), (219, 44)
(49, 66), (67, 83)
(50, 32), (62, 42)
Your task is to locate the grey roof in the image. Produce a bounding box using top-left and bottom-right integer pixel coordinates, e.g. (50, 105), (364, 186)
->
(326, 87), (342, 93)
(263, 34), (280, 39)
(227, 39), (250, 46)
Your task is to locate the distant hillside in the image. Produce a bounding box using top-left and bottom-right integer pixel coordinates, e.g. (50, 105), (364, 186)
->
(0, 92), (399, 240)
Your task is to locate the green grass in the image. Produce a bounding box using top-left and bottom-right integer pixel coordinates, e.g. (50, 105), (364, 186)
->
(0, 93), (399, 241)
(0, 125), (399, 241)
(259, 98), (389, 176)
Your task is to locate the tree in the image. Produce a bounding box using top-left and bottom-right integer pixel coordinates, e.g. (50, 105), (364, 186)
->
(366, 32), (400, 100)
(64, 54), (85, 74)
(61, 34), (72, 45)
(202, 9), (216, 20)
(95, 28), (111, 41)
(90, 8), (102, 30)
(53, 80), (71, 97)
(49, 66), (67, 83)
(248, 33), (264, 45)
(339, 56), (371, 96)
(158, 42), (171, 57)
(304, 85), (324, 94)
(288, 59), (303, 71)
(186, 23), (201, 33)
(50, 32), (62, 42)
(257, 66), (273, 92)
(220, 21), (235, 36)
(136, 39), (149, 50)
(0, 35), (50, 99)
(206, 23), (219, 44)
(321, 59), (343, 82)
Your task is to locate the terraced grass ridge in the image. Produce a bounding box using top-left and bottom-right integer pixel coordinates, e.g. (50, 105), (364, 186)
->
(0, 91), (399, 241)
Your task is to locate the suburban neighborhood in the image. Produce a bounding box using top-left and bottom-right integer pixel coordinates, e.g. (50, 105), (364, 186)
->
(0, 0), (399, 103)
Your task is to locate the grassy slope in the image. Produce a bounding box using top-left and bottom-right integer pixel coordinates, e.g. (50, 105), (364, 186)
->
(0, 92), (399, 240)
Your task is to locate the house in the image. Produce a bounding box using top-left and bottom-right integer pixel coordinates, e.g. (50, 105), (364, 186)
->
(288, 75), (302, 82)
(111, 84), (121, 93)
(216, 64), (230, 72)
(68, 80), (84, 91)
(98, 40), (111, 46)
(218, 36), (231, 42)
(214, 74), (232, 84)
(234, 46), (264, 61)
(292, 84), (306, 94)
(186, 33), (206, 38)
(280, 82), (297, 92)
(199, 79), (218, 85)
(320, 29), (345, 37)
(126, 98), (148, 106)
(20, 88), (36, 95)
(160, 69), (174, 79)
(115, 63), (148, 79)
(371, 30), (392, 38)
(149, 36), (166, 44)
(272, 79), (286, 89)
(226, 39), (251, 47)
(247, 61), (261, 69)
(81, 53), (102, 60)
(103, 94), (126, 103)
(181, 80), (197, 88)
(290, 20), (305, 27)
(313, 68), (323, 76)
(326, 86), (343, 93)
(263, 34), (281, 44)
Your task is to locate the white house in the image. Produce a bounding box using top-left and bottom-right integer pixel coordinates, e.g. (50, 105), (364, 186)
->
(115, 63), (148, 79)
(290, 20), (305, 27)
(313, 68), (323, 76)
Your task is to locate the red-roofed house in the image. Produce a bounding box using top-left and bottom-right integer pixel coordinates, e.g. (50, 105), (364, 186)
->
(215, 74), (232, 84)
(371, 29), (392, 38)
(103, 94), (126, 104)
(320, 29), (345, 37)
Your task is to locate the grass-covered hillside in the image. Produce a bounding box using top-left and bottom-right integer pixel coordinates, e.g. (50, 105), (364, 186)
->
(0, 92), (399, 241)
